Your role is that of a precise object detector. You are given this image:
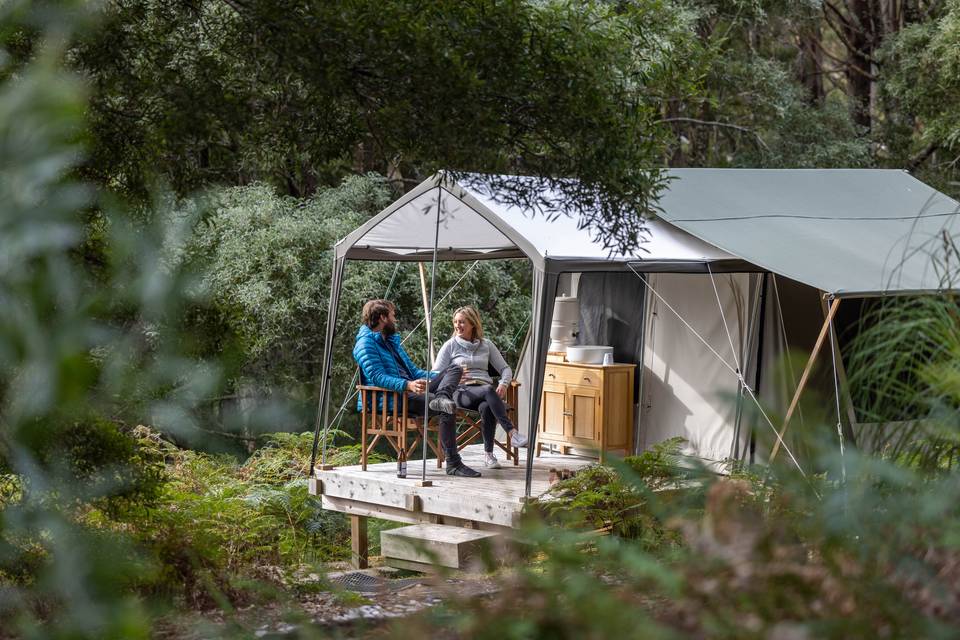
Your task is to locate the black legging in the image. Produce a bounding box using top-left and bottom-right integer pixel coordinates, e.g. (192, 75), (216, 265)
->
(454, 384), (516, 453)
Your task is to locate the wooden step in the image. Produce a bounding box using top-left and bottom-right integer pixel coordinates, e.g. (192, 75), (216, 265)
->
(381, 523), (501, 571)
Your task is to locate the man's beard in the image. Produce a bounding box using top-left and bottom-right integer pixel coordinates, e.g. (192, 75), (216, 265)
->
(382, 320), (397, 337)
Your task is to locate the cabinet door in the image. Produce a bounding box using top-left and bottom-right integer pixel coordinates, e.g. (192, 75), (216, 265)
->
(541, 382), (567, 437)
(567, 385), (600, 443)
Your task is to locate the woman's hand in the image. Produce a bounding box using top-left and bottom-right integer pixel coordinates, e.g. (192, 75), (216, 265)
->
(496, 383), (507, 399)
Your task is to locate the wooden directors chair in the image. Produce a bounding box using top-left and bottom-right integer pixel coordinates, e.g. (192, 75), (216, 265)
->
(356, 385), (445, 471)
(455, 380), (521, 466)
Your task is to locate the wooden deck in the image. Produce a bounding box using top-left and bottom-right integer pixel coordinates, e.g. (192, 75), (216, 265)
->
(311, 444), (592, 533)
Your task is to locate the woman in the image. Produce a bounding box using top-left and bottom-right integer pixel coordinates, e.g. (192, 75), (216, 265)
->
(433, 306), (527, 469)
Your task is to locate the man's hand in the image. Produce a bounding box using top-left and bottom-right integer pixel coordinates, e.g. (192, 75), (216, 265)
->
(406, 379), (427, 394)
(496, 383), (507, 399)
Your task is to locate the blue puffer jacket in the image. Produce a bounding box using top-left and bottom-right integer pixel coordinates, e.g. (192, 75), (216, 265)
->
(353, 325), (434, 412)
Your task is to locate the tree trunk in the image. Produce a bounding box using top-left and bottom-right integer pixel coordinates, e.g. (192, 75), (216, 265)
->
(845, 0), (877, 130)
(797, 21), (825, 106)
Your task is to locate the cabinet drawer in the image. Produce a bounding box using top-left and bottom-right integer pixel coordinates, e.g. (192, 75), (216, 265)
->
(544, 365), (602, 389)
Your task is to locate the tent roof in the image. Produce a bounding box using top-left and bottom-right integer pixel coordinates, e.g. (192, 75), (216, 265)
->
(337, 170), (960, 295)
(658, 169), (960, 297)
(337, 173), (742, 271)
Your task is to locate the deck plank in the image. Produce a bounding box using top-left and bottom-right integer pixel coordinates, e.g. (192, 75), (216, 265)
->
(315, 444), (592, 529)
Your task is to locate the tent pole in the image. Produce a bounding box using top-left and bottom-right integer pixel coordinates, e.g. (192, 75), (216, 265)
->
(769, 296), (841, 462)
(826, 296), (847, 482)
(418, 262), (436, 362)
(732, 275), (762, 460)
(524, 266), (559, 498)
(732, 382), (744, 460)
(311, 253), (345, 474)
(735, 273), (764, 461)
(422, 188), (442, 481)
(819, 296), (858, 445)
(633, 273), (649, 456)
(750, 273), (770, 464)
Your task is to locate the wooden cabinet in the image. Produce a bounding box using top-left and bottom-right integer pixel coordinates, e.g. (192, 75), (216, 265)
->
(536, 361), (636, 461)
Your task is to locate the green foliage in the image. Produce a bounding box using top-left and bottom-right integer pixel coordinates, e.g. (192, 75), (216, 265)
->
(846, 295), (960, 468)
(538, 437), (689, 544)
(22, 426), (359, 611)
(401, 440), (960, 639)
(664, 2), (873, 169)
(50, 0), (704, 253)
(8, 0), (960, 637)
(179, 176), (392, 388)
(881, 2), (960, 157)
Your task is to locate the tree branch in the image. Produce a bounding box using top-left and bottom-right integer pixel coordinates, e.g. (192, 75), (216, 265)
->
(822, 2), (880, 65)
(217, 0), (248, 14)
(908, 142), (939, 171)
(810, 36), (880, 81)
(657, 117), (769, 152)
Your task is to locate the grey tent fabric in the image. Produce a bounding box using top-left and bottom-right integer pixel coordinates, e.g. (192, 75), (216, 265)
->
(337, 170), (960, 291)
(638, 272), (760, 462)
(658, 169), (960, 297)
(577, 272), (647, 398)
(336, 173), (742, 269)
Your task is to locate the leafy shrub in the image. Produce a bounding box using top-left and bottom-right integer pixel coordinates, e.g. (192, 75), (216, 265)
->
(0, 426), (355, 611)
(537, 437), (691, 544)
(846, 295), (960, 468)
(402, 446), (960, 639)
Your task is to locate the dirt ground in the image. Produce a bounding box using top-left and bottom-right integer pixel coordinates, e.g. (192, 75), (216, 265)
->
(154, 560), (501, 639)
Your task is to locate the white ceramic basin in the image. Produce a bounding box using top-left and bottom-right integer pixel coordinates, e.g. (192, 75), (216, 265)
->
(565, 345), (613, 364)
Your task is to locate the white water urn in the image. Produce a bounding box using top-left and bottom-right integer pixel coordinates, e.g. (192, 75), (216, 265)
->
(549, 296), (580, 352)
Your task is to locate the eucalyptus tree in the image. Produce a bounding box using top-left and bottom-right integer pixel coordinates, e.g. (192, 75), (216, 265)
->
(57, 0), (701, 253)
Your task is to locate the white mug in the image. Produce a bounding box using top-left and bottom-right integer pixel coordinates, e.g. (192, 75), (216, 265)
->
(602, 353), (614, 366)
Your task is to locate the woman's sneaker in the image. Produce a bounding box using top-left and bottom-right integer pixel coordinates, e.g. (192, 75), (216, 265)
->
(510, 429), (528, 447)
(483, 452), (502, 469)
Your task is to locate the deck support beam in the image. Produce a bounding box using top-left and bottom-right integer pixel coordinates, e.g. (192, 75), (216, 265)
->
(350, 514), (368, 569)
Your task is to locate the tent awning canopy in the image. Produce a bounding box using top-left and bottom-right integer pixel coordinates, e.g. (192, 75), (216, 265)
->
(659, 169), (960, 297)
(337, 169), (960, 296)
(337, 173), (746, 272)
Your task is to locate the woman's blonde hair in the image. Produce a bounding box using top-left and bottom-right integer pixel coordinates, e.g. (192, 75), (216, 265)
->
(452, 305), (483, 341)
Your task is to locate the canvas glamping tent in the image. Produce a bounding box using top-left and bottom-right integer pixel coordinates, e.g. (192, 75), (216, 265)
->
(311, 169), (960, 496)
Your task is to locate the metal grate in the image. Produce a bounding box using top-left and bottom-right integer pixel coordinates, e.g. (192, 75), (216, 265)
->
(328, 571), (422, 594)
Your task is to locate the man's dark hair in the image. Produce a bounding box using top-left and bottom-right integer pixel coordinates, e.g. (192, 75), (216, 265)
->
(362, 299), (395, 329)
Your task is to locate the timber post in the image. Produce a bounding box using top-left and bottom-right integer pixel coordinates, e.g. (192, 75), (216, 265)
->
(350, 514), (368, 569)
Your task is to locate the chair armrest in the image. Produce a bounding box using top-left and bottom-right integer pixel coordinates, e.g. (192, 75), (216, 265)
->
(356, 384), (406, 416)
(357, 384), (396, 392)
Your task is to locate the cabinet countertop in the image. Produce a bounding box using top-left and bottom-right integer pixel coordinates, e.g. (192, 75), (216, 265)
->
(546, 361), (636, 370)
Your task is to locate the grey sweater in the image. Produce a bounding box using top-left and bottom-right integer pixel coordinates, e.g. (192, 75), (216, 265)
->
(433, 336), (513, 386)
